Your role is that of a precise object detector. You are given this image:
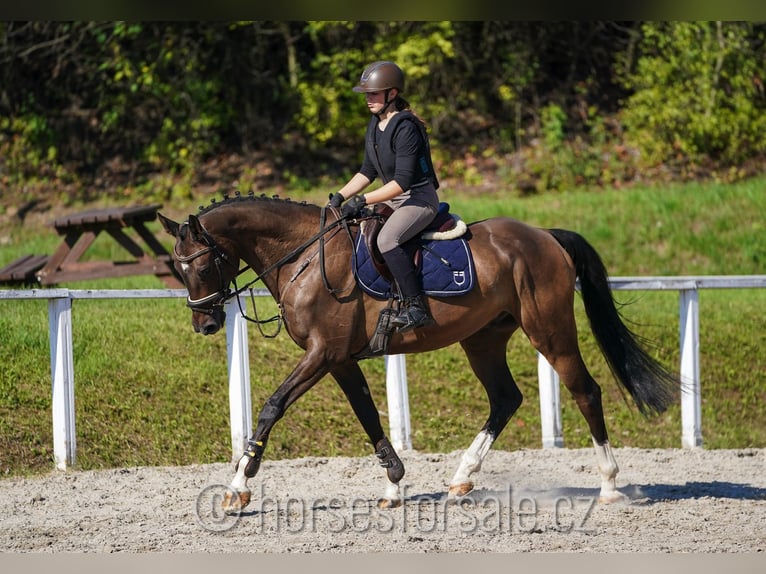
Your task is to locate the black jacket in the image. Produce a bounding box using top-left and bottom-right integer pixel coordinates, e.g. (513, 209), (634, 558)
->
(359, 111), (439, 191)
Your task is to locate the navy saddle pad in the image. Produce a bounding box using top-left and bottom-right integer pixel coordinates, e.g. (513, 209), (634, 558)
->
(352, 230), (475, 300)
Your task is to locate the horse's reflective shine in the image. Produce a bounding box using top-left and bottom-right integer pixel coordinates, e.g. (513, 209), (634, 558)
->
(159, 193), (678, 513)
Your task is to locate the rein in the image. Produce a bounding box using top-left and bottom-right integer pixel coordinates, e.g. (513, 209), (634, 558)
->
(319, 205), (359, 296)
(226, 207), (353, 300)
(178, 206), (361, 336)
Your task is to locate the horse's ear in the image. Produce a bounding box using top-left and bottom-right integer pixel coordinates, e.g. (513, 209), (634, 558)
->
(157, 212), (179, 237)
(187, 214), (205, 242)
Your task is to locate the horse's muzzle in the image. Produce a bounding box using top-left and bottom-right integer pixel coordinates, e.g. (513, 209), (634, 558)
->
(192, 307), (226, 335)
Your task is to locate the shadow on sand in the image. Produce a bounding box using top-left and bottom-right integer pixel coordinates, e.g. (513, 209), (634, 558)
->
(401, 480), (766, 507)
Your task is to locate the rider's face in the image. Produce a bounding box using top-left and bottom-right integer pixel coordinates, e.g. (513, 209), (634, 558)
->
(365, 89), (396, 114)
(365, 91), (385, 113)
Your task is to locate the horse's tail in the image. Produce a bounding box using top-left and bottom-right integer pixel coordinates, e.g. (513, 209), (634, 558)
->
(548, 228), (678, 416)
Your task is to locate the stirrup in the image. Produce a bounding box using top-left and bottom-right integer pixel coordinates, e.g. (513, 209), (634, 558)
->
(394, 313), (434, 333)
(391, 297), (433, 332)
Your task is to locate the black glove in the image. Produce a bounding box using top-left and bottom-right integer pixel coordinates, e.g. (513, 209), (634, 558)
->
(328, 193), (344, 209)
(341, 195), (367, 219)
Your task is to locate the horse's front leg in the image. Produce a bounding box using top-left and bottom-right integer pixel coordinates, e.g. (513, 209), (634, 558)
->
(331, 361), (405, 508)
(222, 349), (330, 514)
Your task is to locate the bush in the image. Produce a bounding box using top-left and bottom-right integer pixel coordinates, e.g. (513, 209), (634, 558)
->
(619, 22), (766, 177)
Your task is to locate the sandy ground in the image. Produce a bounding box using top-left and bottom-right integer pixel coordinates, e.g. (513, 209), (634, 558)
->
(1, 447), (764, 553)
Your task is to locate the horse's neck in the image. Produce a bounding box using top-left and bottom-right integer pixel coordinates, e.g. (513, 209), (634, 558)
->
(209, 201), (320, 293)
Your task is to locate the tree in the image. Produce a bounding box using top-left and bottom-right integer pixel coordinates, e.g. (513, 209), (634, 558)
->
(619, 21), (766, 174)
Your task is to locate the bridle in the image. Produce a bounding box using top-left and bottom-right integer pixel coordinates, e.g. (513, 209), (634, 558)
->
(173, 206), (362, 335)
(173, 236), (235, 315)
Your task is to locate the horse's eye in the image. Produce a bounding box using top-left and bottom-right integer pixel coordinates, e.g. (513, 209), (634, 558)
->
(198, 265), (211, 277)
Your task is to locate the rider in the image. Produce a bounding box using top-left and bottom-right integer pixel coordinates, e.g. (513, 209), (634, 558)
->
(329, 61), (441, 333)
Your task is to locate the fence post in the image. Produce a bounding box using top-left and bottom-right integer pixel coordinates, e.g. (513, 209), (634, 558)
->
(225, 299), (253, 461)
(537, 352), (564, 448)
(385, 354), (412, 451)
(679, 289), (702, 448)
(48, 295), (76, 470)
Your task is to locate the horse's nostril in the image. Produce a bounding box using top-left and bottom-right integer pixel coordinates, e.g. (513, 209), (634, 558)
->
(202, 323), (220, 336)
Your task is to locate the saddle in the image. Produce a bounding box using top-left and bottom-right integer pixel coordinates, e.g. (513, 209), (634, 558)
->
(353, 202), (474, 301)
(361, 202), (467, 281)
(351, 202), (473, 358)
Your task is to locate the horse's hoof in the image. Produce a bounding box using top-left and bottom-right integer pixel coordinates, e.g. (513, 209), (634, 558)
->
(377, 498), (402, 509)
(222, 489), (251, 514)
(598, 490), (628, 504)
(448, 482), (475, 498)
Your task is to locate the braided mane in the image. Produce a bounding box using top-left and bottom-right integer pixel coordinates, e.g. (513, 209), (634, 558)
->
(196, 191), (311, 216)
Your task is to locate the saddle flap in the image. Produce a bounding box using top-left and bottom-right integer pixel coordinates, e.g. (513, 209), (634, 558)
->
(361, 207), (392, 280)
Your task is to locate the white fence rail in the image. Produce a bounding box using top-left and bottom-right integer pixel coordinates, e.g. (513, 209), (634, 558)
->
(537, 275), (766, 450)
(2, 275), (765, 470)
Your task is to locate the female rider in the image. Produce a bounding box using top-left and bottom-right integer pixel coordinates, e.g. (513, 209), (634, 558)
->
(330, 61), (441, 333)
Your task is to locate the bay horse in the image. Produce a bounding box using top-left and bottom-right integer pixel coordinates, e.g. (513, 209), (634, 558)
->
(158, 192), (678, 513)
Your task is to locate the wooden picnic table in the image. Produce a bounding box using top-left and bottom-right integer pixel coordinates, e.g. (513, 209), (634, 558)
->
(1, 204), (183, 288)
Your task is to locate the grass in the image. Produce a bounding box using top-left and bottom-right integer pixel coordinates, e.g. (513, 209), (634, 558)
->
(0, 177), (764, 476)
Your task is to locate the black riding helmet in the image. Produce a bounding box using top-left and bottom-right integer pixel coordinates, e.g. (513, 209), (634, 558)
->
(353, 61), (405, 116)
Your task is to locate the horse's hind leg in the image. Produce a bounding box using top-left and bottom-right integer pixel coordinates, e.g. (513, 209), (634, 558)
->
(556, 353), (625, 502)
(530, 318), (626, 503)
(554, 351), (624, 502)
(330, 361), (405, 509)
(450, 318), (523, 497)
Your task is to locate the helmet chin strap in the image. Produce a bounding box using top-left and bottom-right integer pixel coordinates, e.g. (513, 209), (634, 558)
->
(373, 89), (395, 118)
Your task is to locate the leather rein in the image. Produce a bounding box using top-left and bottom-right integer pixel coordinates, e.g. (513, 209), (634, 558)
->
(174, 206), (360, 337)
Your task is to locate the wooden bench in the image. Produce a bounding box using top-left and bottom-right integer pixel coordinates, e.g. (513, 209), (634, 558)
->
(0, 254), (49, 285)
(1, 204), (183, 288)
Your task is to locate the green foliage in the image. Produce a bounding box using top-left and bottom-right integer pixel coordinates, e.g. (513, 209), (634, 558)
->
(2, 22), (766, 203)
(0, 114), (57, 185)
(94, 23), (232, 175)
(541, 104), (567, 150)
(293, 22), (459, 148)
(293, 24), (367, 145)
(619, 22), (766, 174)
(0, 21), (291, 197)
(0, 21), (643, 198)
(514, 109), (641, 193)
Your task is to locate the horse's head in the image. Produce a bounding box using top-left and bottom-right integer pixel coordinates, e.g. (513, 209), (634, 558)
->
(158, 212), (240, 335)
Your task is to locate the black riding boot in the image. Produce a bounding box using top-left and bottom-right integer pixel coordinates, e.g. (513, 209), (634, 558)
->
(381, 246), (434, 333)
(392, 294), (434, 332)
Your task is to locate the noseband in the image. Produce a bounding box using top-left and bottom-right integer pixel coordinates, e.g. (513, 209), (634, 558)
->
(173, 231), (236, 315)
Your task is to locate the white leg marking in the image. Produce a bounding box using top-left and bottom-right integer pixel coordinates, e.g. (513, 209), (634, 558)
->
(383, 478), (401, 503)
(450, 430), (495, 488)
(230, 453), (250, 493)
(592, 436), (625, 503)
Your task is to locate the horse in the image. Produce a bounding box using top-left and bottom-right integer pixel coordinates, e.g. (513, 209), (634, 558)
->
(158, 192), (679, 513)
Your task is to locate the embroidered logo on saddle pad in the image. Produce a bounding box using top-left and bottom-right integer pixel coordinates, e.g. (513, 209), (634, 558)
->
(352, 227), (476, 300)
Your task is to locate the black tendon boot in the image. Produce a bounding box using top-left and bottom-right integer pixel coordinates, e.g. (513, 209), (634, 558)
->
(391, 294), (434, 332)
(380, 246), (434, 333)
